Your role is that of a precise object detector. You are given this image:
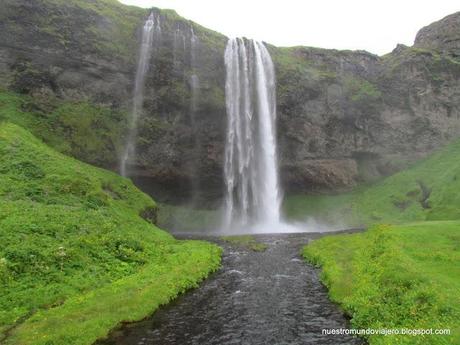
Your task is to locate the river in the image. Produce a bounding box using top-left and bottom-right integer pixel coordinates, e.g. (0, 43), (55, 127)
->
(97, 232), (364, 345)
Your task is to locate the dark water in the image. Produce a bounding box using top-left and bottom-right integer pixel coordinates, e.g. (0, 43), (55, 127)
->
(97, 232), (364, 345)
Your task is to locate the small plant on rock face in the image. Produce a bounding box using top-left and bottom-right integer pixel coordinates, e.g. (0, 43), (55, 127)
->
(343, 76), (382, 114)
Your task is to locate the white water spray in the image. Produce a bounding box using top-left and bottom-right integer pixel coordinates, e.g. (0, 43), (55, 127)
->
(190, 27), (200, 116)
(189, 27), (202, 200)
(120, 12), (160, 177)
(223, 38), (282, 231)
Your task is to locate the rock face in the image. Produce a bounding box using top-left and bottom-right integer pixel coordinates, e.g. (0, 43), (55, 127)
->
(1, 1), (459, 205)
(273, 40), (460, 194)
(414, 12), (460, 57)
(0, 0), (140, 106)
(0, 0), (227, 204)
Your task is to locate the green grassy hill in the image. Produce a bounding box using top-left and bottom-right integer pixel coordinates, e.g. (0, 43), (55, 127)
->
(285, 137), (460, 227)
(0, 88), (125, 168)
(304, 222), (460, 344)
(294, 132), (460, 344)
(0, 122), (221, 345)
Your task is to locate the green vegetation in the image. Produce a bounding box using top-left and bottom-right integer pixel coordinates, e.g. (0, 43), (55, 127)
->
(382, 47), (460, 89)
(0, 0), (148, 64)
(271, 46), (384, 117)
(3, 0), (227, 66)
(221, 235), (268, 252)
(382, 46), (460, 67)
(41, 0), (147, 63)
(296, 122), (460, 343)
(0, 89), (124, 167)
(285, 136), (460, 226)
(0, 122), (221, 345)
(272, 47), (324, 103)
(344, 76), (382, 104)
(304, 222), (460, 344)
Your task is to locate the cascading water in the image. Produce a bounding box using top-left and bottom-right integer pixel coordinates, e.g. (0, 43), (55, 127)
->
(190, 27), (200, 119)
(120, 12), (160, 177)
(223, 38), (282, 231)
(172, 25), (202, 203)
(188, 27), (201, 200)
(173, 27), (185, 70)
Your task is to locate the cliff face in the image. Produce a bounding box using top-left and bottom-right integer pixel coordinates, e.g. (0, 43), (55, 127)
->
(0, 0), (227, 203)
(1, 0), (459, 204)
(0, 0), (141, 104)
(414, 11), (460, 57)
(274, 41), (460, 194)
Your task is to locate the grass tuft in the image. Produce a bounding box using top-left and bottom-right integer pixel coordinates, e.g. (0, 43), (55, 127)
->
(221, 235), (268, 252)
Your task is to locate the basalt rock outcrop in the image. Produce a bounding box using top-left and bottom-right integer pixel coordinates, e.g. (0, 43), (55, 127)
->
(414, 11), (460, 57)
(1, 0), (459, 205)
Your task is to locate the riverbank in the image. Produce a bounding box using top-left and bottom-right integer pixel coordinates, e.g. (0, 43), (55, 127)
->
(304, 222), (460, 345)
(0, 123), (222, 345)
(5, 241), (221, 345)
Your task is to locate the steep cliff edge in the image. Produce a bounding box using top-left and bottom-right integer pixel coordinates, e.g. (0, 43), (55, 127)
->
(1, 0), (459, 205)
(414, 11), (460, 56)
(274, 38), (460, 194)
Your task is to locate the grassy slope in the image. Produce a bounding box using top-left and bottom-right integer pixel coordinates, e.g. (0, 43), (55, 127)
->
(295, 135), (460, 343)
(285, 136), (460, 227)
(0, 88), (126, 168)
(304, 223), (460, 344)
(0, 122), (221, 345)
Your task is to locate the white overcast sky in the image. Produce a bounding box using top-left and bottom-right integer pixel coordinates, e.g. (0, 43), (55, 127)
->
(118, 0), (459, 55)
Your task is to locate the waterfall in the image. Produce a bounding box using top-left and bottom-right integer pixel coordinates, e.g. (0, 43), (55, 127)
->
(223, 38), (281, 231)
(190, 27), (200, 117)
(171, 24), (202, 203)
(120, 12), (160, 177)
(188, 27), (201, 201)
(173, 27), (186, 70)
